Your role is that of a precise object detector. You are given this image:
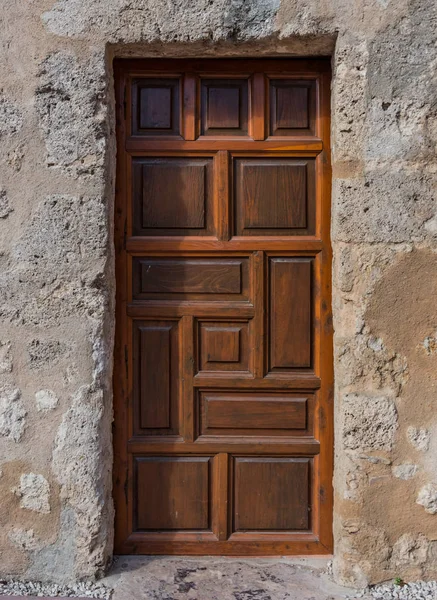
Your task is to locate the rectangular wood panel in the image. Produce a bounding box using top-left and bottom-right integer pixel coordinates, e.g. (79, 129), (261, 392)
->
(201, 79), (249, 136)
(269, 258), (312, 370)
(140, 326), (170, 428)
(200, 393), (307, 433)
(131, 77), (181, 137)
(133, 320), (179, 436)
(233, 457), (310, 531)
(133, 257), (250, 301)
(269, 79), (316, 137)
(134, 456), (210, 530)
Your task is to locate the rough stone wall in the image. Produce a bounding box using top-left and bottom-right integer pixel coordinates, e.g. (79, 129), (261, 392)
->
(0, 0), (436, 588)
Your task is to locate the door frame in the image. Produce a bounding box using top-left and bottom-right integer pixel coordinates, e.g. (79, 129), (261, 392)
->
(112, 57), (333, 555)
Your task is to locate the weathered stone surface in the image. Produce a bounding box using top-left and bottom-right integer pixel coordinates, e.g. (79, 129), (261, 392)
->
(392, 464), (418, 480)
(407, 427), (431, 452)
(52, 385), (113, 580)
(15, 474), (51, 514)
(42, 0), (282, 43)
(0, 194), (108, 328)
(36, 54), (107, 177)
(343, 394), (398, 452)
(0, 387), (26, 442)
(417, 484), (437, 515)
(9, 528), (42, 552)
(0, 93), (23, 137)
(391, 533), (429, 567)
(27, 340), (68, 371)
(0, 189), (13, 218)
(0, 341), (13, 374)
(35, 390), (59, 412)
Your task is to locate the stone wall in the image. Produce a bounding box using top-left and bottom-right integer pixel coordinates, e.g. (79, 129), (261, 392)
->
(0, 0), (436, 587)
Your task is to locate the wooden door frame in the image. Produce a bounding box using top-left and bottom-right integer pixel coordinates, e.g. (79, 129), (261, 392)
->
(113, 57), (333, 555)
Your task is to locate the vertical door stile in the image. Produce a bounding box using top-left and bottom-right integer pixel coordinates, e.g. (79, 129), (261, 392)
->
(252, 250), (266, 379)
(214, 150), (230, 241)
(183, 73), (197, 141)
(212, 452), (229, 541)
(250, 73), (266, 140)
(180, 314), (195, 443)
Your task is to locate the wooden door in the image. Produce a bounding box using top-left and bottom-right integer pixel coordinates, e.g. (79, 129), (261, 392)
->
(114, 59), (333, 555)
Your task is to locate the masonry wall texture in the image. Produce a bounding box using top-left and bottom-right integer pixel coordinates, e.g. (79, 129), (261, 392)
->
(0, 0), (436, 589)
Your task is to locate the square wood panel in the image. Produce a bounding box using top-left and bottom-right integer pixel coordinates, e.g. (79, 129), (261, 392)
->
(201, 79), (249, 136)
(233, 457), (310, 531)
(132, 157), (214, 236)
(134, 456), (211, 530)
(269, 79), (316, 137)
(131, 77), (181, 137)
(197, 320), (250, 373)
(234, 158), (316, 236)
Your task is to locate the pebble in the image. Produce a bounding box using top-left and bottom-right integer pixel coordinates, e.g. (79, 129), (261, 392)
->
(348, 580), (437, 600)
(0, 580), (112, 598)
(0, 577), (436, 599)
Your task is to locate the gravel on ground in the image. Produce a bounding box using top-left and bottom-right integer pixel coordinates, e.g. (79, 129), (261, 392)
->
(0, 581), (111, 598)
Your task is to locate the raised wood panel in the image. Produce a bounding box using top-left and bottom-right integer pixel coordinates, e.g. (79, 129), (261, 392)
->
(234, 158), (316, 236)
(132, 157), (214, 236)
(132, 257), (250, 302)
(199, 392), (309, 437)
(205, 327), (240, 362)
(133, 320), (179, 435)
(132, 78), (181, 136)
(233, 457), (310, 531)
(197, 320), (250, 373)
(201, 79), (248, 136)
(140, 326), (170, 428)
(134, 456), (210, 530)
(269, 258), (313, 370)
(269, 80), (316, 137)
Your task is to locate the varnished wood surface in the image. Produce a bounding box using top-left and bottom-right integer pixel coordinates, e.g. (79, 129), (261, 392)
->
(113, 58), (333, 556)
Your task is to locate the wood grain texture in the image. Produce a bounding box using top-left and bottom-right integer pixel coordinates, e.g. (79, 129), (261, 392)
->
(233, 457), (310, 531)
(135, 258), (244, 295)
(132, 157), (214, 236)
(269, 258), (313, 370)
(234, 158), (315, 236)
(132, 77), (181, 137)
(201, 79), (248, 136)
(200, 393), (308, 434)
(135, 456), (210, 530)
(114, 58), (333, 556)
(139, 326), (170, 428)
(133, 320), (179, 436)
(198, 320), (250, 373)
(269, 79), (316, 137)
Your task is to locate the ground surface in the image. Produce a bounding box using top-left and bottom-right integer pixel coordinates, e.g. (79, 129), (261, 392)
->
(2, 558), (436, 599)
(105, 556), (356, 600)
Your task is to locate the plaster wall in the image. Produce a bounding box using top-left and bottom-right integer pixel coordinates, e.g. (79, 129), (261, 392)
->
(0, 0), (436, 588)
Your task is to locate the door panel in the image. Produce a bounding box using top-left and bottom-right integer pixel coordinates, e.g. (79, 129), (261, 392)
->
(269, 258), (313, 370)
(233, 457), (310, 531)
(114, 58), (333, 555)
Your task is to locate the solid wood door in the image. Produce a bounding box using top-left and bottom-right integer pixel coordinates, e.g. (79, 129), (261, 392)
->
(114, 59), (333, 555)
